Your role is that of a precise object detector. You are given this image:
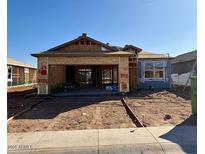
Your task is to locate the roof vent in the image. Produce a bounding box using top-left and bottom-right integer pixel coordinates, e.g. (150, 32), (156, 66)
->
(82, 33), (87, 37)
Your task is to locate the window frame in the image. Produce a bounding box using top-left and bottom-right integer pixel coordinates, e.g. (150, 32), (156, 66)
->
(101, 67), (113, 84)
(78, 68), (92, 85)
(144, 61), (165, 81)
(7, 66), (12, 82)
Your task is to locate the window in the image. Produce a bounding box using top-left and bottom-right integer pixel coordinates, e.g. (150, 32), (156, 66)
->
(24, 68), (29, 73)
(145, 62), (154, 78)
(7, 66), (12, 80)
(78, 68), (92, 85)
(144, 61), (165, 80)
(102, 68), (112, 84)
(8, 66), (12, 86)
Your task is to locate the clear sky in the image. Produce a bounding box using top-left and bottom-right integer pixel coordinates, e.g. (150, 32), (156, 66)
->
(8, 0), (196, 67)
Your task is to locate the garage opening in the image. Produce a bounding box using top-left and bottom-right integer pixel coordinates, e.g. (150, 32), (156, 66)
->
(65, 65), (118, 87)
(49, 65), (118, 94)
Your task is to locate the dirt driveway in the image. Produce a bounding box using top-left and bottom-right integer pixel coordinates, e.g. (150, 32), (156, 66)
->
(8, 96), (135, 133)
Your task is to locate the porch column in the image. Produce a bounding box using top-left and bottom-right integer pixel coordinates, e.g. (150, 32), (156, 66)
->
(37, 57), (49, 95)
(118, 57), (129, 92)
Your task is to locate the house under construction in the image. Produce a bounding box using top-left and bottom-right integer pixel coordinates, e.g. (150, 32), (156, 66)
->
(31, 33), (171, 95)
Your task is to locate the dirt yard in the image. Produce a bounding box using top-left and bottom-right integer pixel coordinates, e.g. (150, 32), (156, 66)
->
(7, 86), (46, 118)
(125, 89), (196, 127)
(8, 87), (196, 133)
(8, 96), (135, 133)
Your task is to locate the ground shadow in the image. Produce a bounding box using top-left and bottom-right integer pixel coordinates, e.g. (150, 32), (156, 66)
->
(7, 88), (38, 118)
(7, 88), (37, 96)
(14, 95), (123, 119)
(159, 115), (197, 154)
(168, 86), (191, 100)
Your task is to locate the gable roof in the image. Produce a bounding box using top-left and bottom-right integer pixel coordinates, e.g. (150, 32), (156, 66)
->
(138, 51), (171, 59)
(171, 50), (197, 64)
(7, 57), (36, 69)
(123, 45), (142, 52)
(31, 33), (144, 57)
(47, 33), (116, 51)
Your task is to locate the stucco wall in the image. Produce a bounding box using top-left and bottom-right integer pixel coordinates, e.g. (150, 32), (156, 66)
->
(37, 56), (129, 94)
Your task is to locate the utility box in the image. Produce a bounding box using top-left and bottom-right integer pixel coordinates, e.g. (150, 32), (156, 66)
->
(191, 76), (197, 114)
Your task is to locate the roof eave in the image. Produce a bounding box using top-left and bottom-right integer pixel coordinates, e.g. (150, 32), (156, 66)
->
(138, 57), (173, 59)
(30, 53), (133, 57)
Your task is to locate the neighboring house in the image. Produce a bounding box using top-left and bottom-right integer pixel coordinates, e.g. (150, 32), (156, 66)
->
(138, 51), (172, 90)
(31, 33), (171, 95)
(7, 57), (37, 87)
(171, 50), (197, 86)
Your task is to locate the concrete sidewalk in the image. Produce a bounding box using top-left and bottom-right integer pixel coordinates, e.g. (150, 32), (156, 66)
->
(8, 126), (197, 154)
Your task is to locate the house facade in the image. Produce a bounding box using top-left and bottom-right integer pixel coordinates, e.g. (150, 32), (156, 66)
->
(31, 33), (171, 94)
(7, 58), (37, 87)
(171, 50), (197, 86)
(171, 50), (197, 75)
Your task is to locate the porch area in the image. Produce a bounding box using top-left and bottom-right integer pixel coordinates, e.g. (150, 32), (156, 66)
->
(51, 87), (119, 97)
(37, 56), (130, 95)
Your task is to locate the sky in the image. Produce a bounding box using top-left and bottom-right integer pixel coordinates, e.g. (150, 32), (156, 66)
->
(8, 0), (196, 67)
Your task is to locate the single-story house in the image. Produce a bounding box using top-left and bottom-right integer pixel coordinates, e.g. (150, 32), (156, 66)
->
(7, 57), (37, 87)
(171, 50), (197, 86)
(171, 50), (197, 75)
(31, 33), (172, 94)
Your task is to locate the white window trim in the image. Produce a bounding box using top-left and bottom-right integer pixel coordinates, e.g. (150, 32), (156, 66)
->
(144, 61), (165, 81)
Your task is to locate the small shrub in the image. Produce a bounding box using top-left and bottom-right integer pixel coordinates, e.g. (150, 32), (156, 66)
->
(50, 83), (66, 93)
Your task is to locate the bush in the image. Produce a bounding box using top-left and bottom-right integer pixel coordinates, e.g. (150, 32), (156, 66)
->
(50, 83), (66, 93)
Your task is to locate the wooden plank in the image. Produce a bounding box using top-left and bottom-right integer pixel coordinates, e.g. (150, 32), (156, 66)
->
(121, 98), (143, 127)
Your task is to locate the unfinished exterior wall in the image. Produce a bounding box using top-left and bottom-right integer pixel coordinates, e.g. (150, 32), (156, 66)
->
(129, 56), (138, 91)
(37, 56), (130, 94)
(10, 66), (25, 85)
(49, 65), (66, 84)
(58, 44), (102, 51)
(29, 68), (37, 83)
(37, 57), (49, 94)
(118, 57), (129, 92)
(8, 65), (37, 87)
(48, 57), (119, 65)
